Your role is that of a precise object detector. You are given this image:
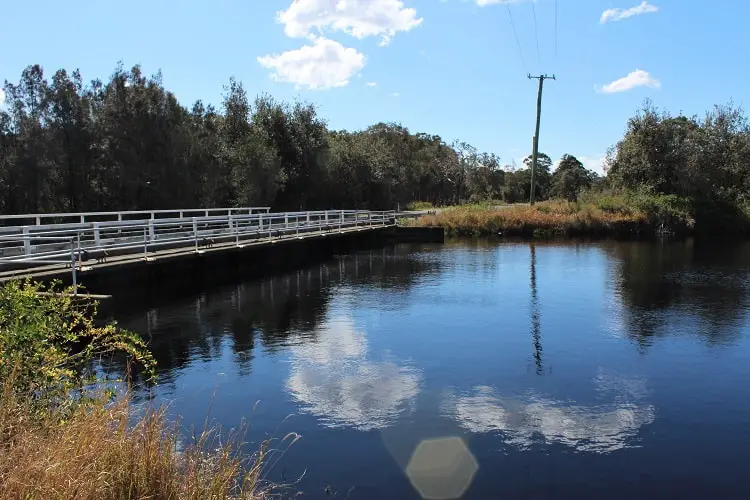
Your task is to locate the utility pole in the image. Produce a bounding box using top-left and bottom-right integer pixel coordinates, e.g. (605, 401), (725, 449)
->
(528, 74), (555, 205)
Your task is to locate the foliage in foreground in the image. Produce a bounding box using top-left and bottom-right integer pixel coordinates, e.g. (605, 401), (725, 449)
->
(0, 281), (292, 499)
(0, 280), (155, 415)
(411, 192), (696, 237)
(0, 387), (279, 499)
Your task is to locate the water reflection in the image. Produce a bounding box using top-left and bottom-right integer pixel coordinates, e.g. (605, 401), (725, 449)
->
(287, 316), (421, 430)
(445, 371), (655, 453)
(110, 240), (750, 497)
(529, 243), (543, 375)
(117, 245), (442, 379)
(606, 240), (750, 346)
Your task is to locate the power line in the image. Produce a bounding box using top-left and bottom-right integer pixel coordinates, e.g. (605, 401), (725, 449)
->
(505, 2), (528, 74)
(531, 1), (542, 69)
(554, 0), (559, 61)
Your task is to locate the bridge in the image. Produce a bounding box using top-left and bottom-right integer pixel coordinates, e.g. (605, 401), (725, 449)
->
(0, 207), (424, 294)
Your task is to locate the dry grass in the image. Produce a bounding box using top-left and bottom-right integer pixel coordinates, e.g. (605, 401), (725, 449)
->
(0, 383), (297, 500)
(410, 201), (650, 237)
(0, 281), (300, 500)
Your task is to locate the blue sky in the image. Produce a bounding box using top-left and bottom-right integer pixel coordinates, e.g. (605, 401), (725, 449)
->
(1, 0), (748, 173)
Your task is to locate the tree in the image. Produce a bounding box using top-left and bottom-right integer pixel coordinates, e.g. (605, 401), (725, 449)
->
(521, 153), (553, 201)
(551, 154), (596, 201)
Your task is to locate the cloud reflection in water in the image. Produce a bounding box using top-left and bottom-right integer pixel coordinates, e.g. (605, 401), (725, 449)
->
(446, 372), (655, 453)
(287, 316), (420, 431)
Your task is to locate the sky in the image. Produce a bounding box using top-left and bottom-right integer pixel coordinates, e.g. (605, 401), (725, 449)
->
(1, 0), (749, 173)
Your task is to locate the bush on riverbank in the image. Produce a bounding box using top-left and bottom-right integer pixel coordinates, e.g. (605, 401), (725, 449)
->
(0, 281), (282, 499)
(410, 191), (697, 237)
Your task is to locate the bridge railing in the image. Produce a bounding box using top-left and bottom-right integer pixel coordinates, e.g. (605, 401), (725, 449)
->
(0, 207), (271, 227)
(0, 210), (397, 284)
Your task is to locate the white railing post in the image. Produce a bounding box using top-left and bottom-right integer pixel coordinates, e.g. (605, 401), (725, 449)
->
(228, 214), (234, 233)
(285, 214), (289, 228)
(70, 241), (78, 297)
(143, 227), (148, 259)
(77, 232), (82, 265)
(193, 217), (198, 251)
(148, 219), (155, 242)
(339, 211), (343, 232)
(93, 222), (101, 246)
(23, 227), (31, 255)
(296, 215), (299, 236)
(35, 216), (41, 225)
(259, 214), (263, 232)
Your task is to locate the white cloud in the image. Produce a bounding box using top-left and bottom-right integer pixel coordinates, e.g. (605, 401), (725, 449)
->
(258, 37), (365, 90)
(287, 316), (421, 431)
(366, 81), (377, 87)
(391, 92), (401, 97)
(597, 69), (660, 94)
(600, 1), (658, 24)
(278, 0), (422, 46)
(0, 88), (5, 106)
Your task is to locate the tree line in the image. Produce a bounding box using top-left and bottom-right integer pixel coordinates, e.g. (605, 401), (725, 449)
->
(606, 101), (750, 230)
(4, 63), (747, 221)
(0, 64), (600, 215)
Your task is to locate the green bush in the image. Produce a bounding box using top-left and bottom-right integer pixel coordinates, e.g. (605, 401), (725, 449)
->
(0, 280), (155, 415)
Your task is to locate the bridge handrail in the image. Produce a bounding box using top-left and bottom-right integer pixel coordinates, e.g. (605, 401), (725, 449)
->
(0, 210), (397, 265)
(0, 209), (385, 235)
(0, 207), (271, 226)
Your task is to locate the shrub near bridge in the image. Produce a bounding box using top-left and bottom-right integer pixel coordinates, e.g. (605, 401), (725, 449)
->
(0, 280), (284, 499)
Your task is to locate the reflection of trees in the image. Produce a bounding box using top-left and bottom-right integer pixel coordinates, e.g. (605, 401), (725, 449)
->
(335, 243), (442, 291)
(115, 245), (441, 376)
(606, 240), (750, 346)
(445, 371), (654, 454)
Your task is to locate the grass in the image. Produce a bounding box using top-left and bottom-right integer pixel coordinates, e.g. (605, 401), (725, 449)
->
(408, 193), (696, 237)
(0, 383), (297, 499)
(0, 280), (299, 499)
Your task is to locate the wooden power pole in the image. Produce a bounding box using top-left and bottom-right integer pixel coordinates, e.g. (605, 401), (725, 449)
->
(528, 74), (555, 205)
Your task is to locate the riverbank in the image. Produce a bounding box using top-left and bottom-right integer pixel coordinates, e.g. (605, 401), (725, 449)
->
(408, 194), (701, 237)
(0, 281), (283, 499)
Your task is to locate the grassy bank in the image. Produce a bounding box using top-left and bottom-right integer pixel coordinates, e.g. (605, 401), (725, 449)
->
(0, 281), (289, 499)
(409, 192), (697, 237)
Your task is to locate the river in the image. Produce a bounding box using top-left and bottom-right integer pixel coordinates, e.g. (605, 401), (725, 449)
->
(115, 239), (750, 499)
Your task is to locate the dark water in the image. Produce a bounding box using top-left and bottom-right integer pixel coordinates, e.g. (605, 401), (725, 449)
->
(116, 240), (750, 499)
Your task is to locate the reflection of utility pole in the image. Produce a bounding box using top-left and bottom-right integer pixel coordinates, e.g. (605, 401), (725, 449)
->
(528, 74), (555, 205)
(530, 243), (543, 375)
